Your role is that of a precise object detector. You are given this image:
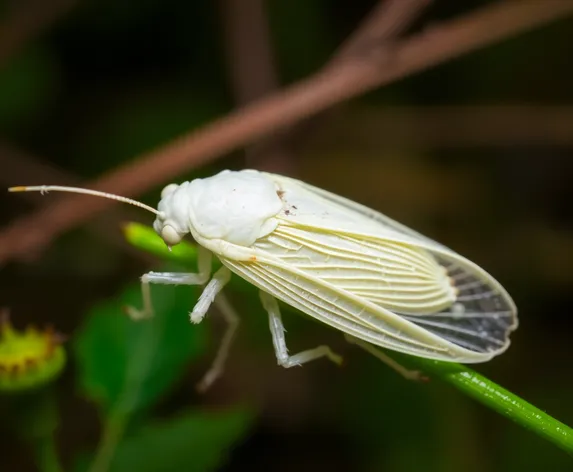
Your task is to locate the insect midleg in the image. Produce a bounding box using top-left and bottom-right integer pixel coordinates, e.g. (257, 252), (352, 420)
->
(259, 290), (343, 368)
(124, 246), (212, 320)
(189, 266), (231, 323)
(344, 334), (426, 381)
(196, 291), (240, 393)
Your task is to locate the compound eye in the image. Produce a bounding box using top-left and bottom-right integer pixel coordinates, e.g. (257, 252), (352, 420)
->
(161, 183), (179, 198)
(161, 225), (182, 246)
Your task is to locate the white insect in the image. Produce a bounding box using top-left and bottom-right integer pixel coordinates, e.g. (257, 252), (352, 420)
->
(9, 169), (518, 390)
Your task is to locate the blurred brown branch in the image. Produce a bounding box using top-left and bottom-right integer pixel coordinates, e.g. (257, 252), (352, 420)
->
(307, 105), (573, 150)
(220, 0), (289, 172)
(2, 0), (573, 265)
(221, 0), (430, 172)
(329, 0), (430, 67)
(0, 0), (77, 68)
(220, 0), (279, 108)
(292, 0), (430, 157)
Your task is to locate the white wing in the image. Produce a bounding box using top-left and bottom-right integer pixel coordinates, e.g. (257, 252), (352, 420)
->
(220, 252), (491, 362)
(256, 172), (517, 358)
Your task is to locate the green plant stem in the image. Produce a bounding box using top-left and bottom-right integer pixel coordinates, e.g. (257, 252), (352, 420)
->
(88, 414), (127, 472)
(409, 357), (573, 456)
(34, 434), (64, 472)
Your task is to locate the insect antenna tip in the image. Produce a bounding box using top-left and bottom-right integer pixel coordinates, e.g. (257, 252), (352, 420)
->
(8, 186), (27, 192)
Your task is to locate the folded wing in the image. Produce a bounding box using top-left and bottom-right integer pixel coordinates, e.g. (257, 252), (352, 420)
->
(249, 173), (518, 359)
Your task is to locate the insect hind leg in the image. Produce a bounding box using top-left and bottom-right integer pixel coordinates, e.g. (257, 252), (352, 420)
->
(196, 290), (239, 392)
(344, 334), (427, 381)
(259, 291), (343, 368)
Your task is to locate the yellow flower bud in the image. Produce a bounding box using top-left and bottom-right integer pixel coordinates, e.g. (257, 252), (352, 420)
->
(0, 309), (66, 393)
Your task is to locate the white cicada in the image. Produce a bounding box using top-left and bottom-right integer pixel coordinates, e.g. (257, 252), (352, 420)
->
(10, 169), (518, 390)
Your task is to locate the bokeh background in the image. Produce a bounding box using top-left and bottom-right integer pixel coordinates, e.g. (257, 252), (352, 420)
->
(1, 1), (573, 471)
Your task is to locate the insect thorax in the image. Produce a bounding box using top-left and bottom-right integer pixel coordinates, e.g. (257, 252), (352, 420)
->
(175, 170), (284, 246)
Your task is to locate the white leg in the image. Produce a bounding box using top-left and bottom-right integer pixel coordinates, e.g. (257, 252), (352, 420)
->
(344, 334), (427, 381)
(189, 266), (231, 324)
(125, 247), (212, 320)
(259, 291), (343, 368)
(196, 291), (239, 393)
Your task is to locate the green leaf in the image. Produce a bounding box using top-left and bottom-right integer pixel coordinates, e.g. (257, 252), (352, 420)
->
(108, 407), (253, 472)
(74, 273), (207, 417)
(122, 223), (198, 265)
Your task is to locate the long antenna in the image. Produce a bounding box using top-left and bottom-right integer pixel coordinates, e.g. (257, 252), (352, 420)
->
(8, 185), (161, 216)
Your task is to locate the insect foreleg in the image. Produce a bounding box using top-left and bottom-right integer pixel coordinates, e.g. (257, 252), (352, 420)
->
(196, 291), (239, 393)
(344, 334), (426, 381)
(259, 291), (343, 368)
(189, 266), (231, 323)
(125, 246), (212, 320)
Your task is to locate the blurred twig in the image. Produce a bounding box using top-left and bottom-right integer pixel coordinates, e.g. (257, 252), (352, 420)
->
(292, 0), (430, 156)
(220, 0), (429, 172)
(307, 105), (573, 149)
(2, 1), (573, 265)
(328, 0), (430, 67)
(220, 0), (278, 109)
(220, 0), (291, 172)
(0, 0), (77, 68)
